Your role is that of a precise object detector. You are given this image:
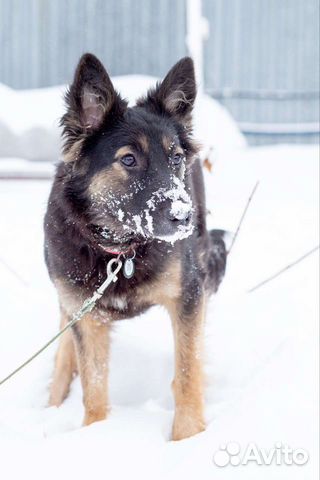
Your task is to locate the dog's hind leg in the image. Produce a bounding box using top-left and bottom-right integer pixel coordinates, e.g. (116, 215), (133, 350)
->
(207, 229), (227, 292)
(71, 315), (111, 426)
(48, 309), (77, 407)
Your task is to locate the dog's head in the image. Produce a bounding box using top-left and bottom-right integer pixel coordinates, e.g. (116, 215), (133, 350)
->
(60, 53), (199, 251)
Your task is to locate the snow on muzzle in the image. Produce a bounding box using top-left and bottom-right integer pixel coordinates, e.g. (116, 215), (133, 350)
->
(142, 176), (194, 244)
(89, 176), (194, 245)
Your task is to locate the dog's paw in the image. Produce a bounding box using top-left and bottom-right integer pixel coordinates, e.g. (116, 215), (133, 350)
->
(172, 409), (205, 441)
(83, 407), (109, 426)
(48, 390), (65, 408)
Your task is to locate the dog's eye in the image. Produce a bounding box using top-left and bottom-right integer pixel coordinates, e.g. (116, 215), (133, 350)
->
(120, 154), (136, 167)
(172, 153), (185, 166)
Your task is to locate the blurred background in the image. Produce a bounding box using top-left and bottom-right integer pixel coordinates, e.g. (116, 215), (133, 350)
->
(0, 0), (319, 149)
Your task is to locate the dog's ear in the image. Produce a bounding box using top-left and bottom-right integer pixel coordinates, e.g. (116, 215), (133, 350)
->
(61, 53), (127, 162)
(137, 57), (196, 125)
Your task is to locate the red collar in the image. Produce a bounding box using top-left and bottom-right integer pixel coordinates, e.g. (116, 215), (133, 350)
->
(100, 244), (137, 256)
(102, 248), (123, 255)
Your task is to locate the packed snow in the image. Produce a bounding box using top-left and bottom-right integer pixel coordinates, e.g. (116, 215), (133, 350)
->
(0, 141), (318, 479)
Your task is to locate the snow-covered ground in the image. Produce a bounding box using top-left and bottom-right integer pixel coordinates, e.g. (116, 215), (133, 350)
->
(0, 141), (318, 479)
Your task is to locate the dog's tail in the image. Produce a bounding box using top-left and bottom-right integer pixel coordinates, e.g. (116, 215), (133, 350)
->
(207, 229), (228, 292)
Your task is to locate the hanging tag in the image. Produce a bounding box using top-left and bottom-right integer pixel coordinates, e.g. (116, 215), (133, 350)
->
(123, 258), (135, 279)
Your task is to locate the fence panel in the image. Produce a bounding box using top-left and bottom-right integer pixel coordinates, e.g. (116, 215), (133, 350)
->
(203, 0), (319, 144)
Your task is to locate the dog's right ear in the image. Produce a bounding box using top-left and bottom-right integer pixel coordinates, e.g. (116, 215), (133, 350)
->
(137, 57), (196, 127)
(61, 53), (127, 162)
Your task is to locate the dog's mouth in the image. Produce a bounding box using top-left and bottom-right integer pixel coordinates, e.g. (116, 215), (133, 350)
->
(89, 212), (194, 254)
(89, 224), (144, 253)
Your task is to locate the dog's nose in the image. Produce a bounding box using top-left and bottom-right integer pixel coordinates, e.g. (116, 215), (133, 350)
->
(168, 210), (191, 224)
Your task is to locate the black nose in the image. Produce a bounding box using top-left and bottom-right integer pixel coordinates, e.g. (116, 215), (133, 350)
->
(168, 211), (191, 224)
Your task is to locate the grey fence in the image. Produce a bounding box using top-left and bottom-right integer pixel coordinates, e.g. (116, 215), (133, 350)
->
(0, 0), (187, 87)
(0, 0), (319, 144)
(203, 0), (319, 144)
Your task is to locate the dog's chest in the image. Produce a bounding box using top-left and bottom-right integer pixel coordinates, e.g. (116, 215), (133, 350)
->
(96, 286), (153, 320)
(56, 255), (181, 322)
(97, 264), (181, 318)
(103, 294), (128, 312)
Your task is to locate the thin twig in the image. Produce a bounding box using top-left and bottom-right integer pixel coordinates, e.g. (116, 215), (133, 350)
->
(0, 256), (28, 287)
(228, 181), (260, 254)
(248, 245), (320, 293)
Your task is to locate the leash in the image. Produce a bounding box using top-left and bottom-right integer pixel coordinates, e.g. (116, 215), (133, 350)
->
(0, 256), (123, 387)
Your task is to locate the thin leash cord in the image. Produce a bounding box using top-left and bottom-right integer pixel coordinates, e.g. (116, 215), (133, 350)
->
(0, 256), (123, 387)
(0, 316), (79, 386)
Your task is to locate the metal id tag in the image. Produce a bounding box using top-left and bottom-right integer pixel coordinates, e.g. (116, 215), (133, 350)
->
(123, 258), (135, 279)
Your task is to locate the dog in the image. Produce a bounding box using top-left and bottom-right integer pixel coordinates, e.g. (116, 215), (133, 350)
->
(44, 53), (226, 440)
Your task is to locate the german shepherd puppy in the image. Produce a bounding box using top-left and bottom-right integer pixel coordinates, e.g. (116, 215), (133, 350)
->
(45, 53), (226, 440)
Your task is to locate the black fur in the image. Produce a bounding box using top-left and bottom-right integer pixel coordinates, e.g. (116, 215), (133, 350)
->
(44, 53), (226, 321)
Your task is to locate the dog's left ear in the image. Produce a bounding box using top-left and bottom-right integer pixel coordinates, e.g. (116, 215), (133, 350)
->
(61, 53), (127, 162)
(137, 57), (196, 125)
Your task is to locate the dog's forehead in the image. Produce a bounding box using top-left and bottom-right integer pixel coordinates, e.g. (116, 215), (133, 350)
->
(120, 107), (179, 150)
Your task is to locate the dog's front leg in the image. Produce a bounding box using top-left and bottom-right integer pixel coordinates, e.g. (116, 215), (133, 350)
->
(169, 295), (206, 441)
(49, 308), (77, 406)
(72, 315), (111, 426)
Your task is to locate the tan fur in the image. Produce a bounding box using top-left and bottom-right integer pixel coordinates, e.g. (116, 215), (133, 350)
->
(52, 279), (111, 424)
(49, 309), (77, 406)
(169, 296), (206, 441)
(161, 136), (172, 152)
(55, 259), (181, 322)
(137, 259), (182, 307)
(88, 162), (128, 197)
(132, 259), (206, 440)
(88, 145), (134, 197)
(148, 260), (206, 441)
(63, 137), (86, 163)
(162, 135), (185, 156)
(52, 259), (205, 438)
(138, 134), (149, 153)
(73, 314), (111, 426)
(114, 146), (135, 160)
(161, 135), (171, 151)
